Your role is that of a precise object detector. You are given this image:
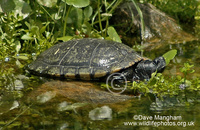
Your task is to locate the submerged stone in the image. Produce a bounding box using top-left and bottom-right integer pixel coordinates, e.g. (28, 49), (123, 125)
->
(89, 106), (112, 120)
(57, 101), (87, 112)
(36, 91), (56, 103)
(27, 81), (132, 104)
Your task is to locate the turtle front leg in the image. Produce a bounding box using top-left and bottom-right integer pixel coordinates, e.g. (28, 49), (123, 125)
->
(133, 56), (166, 81)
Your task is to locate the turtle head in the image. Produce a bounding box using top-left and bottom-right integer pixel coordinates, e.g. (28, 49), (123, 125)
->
(133, 56), (166, 81)
(153, 56), (166, 73)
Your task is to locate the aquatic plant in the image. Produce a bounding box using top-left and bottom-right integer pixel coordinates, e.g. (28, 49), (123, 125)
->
(130, 62), (199, 102)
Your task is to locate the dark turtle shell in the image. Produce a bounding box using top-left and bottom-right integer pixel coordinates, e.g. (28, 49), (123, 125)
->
(28, 38), (146, 80)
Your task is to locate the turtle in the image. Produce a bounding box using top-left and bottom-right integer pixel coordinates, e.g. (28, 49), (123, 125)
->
(28, 38), (166, 81)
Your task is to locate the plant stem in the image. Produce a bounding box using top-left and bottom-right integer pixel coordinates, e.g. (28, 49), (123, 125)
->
(40, 5), (56, 23)
(184, 72), (187, 83)
(93, 0), (123, 25)
(63, 5), (72, 37)
(131, 0), (145, 41)
(98, 0), (103, 37)
(105, 0), (109, 37)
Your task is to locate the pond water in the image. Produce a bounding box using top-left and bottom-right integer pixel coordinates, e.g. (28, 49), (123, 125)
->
(144, 40), (200, 78)
(0, 40), (199, 129)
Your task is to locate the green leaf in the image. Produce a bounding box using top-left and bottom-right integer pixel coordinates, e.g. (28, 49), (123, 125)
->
(162, 49), (177, 65)
(77, 8), (83, 29)
(21, 34), (34, 40)
(107, 26), (122, 43)
(25, 21), (31, 29)
(12, 0), (31, 19)
(40, 22), (50, 34)
(149, 78), (157, 86)
(16, 59), (23, 68)
(15, 41), (21, 53)
(82, 22), (92, 35)
(57, 36), (73, 42)
(37, 0), (57, 7)
(14, 54), (29, 60)
(63, 0), (90, 8)
(0, 0), (15, 13)
(84, 6), (93, 21)
(22, 2), (32, 14)
(69, 8), (83, 29)
(31, 26), (40, 36)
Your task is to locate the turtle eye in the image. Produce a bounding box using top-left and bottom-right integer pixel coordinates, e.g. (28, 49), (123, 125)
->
(153, 57), (165, 66)
(153, 57), (166, 73)
(153, 57), (160, 65)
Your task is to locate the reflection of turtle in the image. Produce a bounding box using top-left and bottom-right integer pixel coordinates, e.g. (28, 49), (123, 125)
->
(28, 38), (166, 81)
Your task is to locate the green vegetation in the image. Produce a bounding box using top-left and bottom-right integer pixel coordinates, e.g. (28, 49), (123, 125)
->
(0, 0), (199, 100)
(131, 63), (198, 98)
(0, 0), (125, 59)
(162, 49), (177, 66)
(0, 0), (199, 59)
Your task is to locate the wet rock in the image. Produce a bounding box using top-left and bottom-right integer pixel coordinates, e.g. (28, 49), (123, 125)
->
(112, 2), (198, 47)
(9, 100), (19, 110)
(57, 122), (69, 130)
(36, 91), (56, 103)
(89, 106), (112, 120)
(14, 79), (24, 90)
(27, 80), (132, 104)
(57, 101), (87, 112)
